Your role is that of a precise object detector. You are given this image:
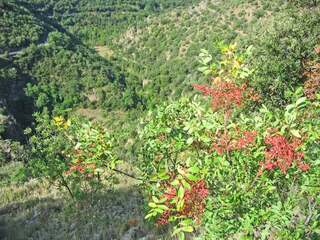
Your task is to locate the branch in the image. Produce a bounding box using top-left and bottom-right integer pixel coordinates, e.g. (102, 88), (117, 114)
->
(111, 168), (144, 181)
(60, 174), (74, 199)
(304, 197), (315, 226)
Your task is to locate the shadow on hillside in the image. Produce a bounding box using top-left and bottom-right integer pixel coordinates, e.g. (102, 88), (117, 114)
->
(0, 71), (35, 143)
(0, 187), (162, 240)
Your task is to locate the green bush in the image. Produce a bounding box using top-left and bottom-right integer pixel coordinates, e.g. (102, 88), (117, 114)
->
(26, 112), (119, 199)
(139, 45), (320, 239)
(246, 10), (320, 106)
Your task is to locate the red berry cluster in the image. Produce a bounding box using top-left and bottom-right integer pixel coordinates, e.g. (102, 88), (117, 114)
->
(192, 82), (247, 111)
(258, 135), (309, 175)
(65, 164), (85, 175)
(157, 180), (209, 225)
(211, 132), (232, 155)
(64, 159), (96, 177)
(182, 180), (209, 223)
(211, 130), (257, 155)
(157, 210), (171, 225)
(234, 130), (258, 150)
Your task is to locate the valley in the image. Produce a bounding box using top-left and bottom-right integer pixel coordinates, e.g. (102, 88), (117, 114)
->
(0, 0), (319, 239)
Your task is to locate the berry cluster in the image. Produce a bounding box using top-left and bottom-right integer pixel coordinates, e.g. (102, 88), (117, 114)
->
(211, 132), (232, 155)
(211, 130), (257, 155)
(258, 135), (309, 175)
(192, 82), (247, 111)
(64, 159), (96, 177)
(65, 164), (85, 175)
(157, 180), (209, 225)
(234, 130), (258, 150)
(181, 180), (209, 223)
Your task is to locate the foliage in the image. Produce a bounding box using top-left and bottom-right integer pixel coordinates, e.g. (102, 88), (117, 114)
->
(245, 9), (320, 106)
(139, 45), (320, 239)
(1, 1), (320, 239)
(26, 113), (119, 199)
(0, 1), (50, 52)
(0, 138), (26, 165)
(23, 0), (201, 46)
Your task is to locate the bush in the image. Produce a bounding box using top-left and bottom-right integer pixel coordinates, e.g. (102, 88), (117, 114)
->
(139, 45), (320, 239)
(0, 139), (26, 165)
(26, 112), (119, 199)
(245, 10), (320, 106)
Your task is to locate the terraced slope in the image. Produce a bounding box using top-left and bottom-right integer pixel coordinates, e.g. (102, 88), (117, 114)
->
(108, 0), (319, 106)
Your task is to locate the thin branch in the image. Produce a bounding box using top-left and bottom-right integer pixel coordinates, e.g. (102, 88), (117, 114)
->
(60, 174), (74, 199)
(304, 197), (314, 226)
(112, 168), (144, 181)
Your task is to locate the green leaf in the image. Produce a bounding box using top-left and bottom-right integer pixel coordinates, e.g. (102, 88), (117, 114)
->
(181, 179), (191, 189)
(200, 49), (209, 55)
(285, 104), (295, 112)
(172, 227), (183, 237)
(178, 186), (185, 199)
(186, 174), (199, 181)
(290, 129), (301, 138)
(177, 199), (185, 211)
(148, 202), (157, 208)
(158, 204), (169, 210)
(158, 197), (167, 203)
(180, 218), (193, 226)
(186, 137), (194, 145)
(171, 179), (180, 186)
(188, 166), (200, 173)
(198, 66), (209, 73)
(154, 208), (165, 214)
(182, 226), (194, 233)
(152, 196), (159, 203)
(178, 232), (185, 240)
(145, 212), (156, 219)
(295, 97), (307, 107)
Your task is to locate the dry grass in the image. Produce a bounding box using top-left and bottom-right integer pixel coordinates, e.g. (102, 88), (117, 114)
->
(75, 108), (106, 122)
(95, 46), (114, 59)
(0, 162), (168, 240)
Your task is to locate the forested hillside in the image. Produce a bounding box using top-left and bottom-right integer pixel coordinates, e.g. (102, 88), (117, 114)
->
(0, 0), (319, 239)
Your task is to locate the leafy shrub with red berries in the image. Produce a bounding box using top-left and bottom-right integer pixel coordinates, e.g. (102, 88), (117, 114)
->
(26, 43), (320, 239)
(27, 114), (119, 199)
(140, 44), (320, 239)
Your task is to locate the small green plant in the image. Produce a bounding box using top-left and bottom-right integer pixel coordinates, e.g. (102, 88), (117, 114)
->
(26, 112), (119, 200)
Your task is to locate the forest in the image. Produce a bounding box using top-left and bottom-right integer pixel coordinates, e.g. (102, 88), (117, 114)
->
(0, 0), (319, 239)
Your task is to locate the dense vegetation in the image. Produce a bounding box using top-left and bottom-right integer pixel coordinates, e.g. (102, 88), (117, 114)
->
(0, 0), (319, 239)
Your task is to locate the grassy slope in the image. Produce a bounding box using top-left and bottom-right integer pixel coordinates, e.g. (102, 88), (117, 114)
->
(0, 163), (166, 240)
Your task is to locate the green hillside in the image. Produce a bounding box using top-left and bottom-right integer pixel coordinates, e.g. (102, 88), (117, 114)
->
(0, 2), (49, 52)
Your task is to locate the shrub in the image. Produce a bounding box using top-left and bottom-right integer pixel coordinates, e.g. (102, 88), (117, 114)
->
(140, 44), (320, 239)
(26, 112), (119, 199)
(245, 10), (320, 106)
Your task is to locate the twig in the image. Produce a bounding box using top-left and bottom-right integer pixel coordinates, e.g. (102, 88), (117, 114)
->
(60, 174), (74, 199)
(304, 197), (314, 226)
(112, 168), (144, 181)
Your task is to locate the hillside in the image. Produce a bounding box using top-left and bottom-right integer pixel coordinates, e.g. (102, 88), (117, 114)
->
(0, 0), (320, 239)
